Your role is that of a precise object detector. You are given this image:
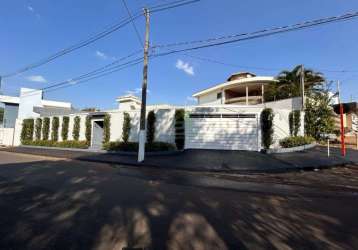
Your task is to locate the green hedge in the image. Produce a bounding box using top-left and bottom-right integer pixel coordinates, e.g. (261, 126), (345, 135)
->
(51, 117), (59, 141)
(21, 119), (34, 142)
(22, 140), (89, 149)
(35, 118), (42, 140)
(103, 141), (176, 152)
(279, 136), (315, 148)
(175, 109), (185, 150)
(73, 116), (80, 141)
(147, 111), (156, 144)
(85, 116), (91, 143)
(61, 116), (70, 141)
(261, 108), (274, 149)
(103, 114), (111, 144)
(42, 117), (50, 140)
(122, 112), (131, 143)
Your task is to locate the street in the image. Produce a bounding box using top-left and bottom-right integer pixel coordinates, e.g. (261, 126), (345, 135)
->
(0, 151), (357, 250)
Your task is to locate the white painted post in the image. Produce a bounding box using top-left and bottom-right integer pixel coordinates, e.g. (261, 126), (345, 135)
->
(261, 84), (264, 104)
(327, 139), (330, 157)
(246, 85), (249, 105)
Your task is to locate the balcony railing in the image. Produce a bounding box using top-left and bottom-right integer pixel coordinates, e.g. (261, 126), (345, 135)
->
(225, 96), (263, 105)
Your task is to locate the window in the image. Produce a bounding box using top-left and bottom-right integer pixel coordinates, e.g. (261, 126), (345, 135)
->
(217, 92), (222, 100)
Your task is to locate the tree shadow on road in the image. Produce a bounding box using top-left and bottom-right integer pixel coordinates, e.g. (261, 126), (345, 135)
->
(0, 159), (357, 250)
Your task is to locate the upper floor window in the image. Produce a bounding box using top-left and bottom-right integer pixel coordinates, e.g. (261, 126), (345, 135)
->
(217, 92), (222, 100)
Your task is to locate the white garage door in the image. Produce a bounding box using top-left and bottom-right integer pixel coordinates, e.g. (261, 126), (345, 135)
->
(185, 113), (259, 151)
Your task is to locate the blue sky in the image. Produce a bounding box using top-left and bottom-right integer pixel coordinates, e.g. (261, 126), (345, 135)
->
(1, 0), (358, 109)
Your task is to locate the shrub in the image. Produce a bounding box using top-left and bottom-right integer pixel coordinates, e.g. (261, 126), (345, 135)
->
(175, 109), (185, 150)
(85, 115), (91, 143)
(103, 113), (111, 144)
(51, 117), (59, 141)
(293, 110), (301, 136)
(147, 111), (156, 144)
(22, 140), (89, 149)
(61, 116), (70, 141)
(289, 112), (294, 136)
(261, 108), (274, 149)
(35, 118), (42, 140)
(279, 136), (315, 148)
(21, 119), (34, 143)
(42, 117), (50, 140)
(73, 116), (80, 141)
(122, 112), (131, 143)
(103, 141), (176, 152)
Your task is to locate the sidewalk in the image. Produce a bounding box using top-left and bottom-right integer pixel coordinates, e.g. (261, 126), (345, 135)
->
(1, 145), (357, 173)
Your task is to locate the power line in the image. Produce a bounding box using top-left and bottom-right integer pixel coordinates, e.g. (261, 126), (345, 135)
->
(1, 0), (200, 78)
(122, 0), (144, 47)
(152, 10), (358, 50)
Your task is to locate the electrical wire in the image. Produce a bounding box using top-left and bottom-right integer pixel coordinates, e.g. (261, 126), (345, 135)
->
(122, 0), (144, 47)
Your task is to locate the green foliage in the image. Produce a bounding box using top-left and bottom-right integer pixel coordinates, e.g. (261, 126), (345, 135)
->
(103, 113), (111, 143)
(175, 109), (185, 150)
(103, 141), (176, 152)
(305, 88), (335, 140)
(261, 108), (274, 149)
(147, 111), (156, 144)
(293, 110), (301, 136)
(279, 136), (315, 148)
(289, 110), (301, 136)
(42, 117), (50, 140)
(35, 118), (42, 140)
(61, 116), (69, 141)
(0, 107), (4, 124)
(20, 119), (34, 143)
(51, 117), (59, 141)
(265, 65), (325, 102)
(73, 116), (80, 141)
(122, 112), (131, 143)
(22, 140), (89, 149)
(85, 115), (91, 143)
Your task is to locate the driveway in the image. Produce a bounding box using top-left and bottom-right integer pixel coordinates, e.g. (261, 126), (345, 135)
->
(0, 151), (357, 249)
(1, 145), (357, 173)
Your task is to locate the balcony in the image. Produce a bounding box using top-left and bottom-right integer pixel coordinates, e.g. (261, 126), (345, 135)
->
(225, 96), (263, 105)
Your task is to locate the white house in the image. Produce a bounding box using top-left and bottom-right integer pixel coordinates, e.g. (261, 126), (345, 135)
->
(0, 72), (302, 151)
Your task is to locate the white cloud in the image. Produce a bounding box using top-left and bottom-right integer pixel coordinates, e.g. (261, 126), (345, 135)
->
(67, 79), (77, 85)
(176, 59), (194, 76)
(95, 51), (108, 60)
(125, 88), (150, 95)
(186, 96), (197, 102)
(26, 75), (47, 83)
(27, 6), (34, 12)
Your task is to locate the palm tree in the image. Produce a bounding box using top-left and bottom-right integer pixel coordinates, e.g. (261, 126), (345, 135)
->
(265, 65), (325, 101)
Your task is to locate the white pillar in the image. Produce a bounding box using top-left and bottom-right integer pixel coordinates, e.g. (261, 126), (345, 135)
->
(138, 130), (146, 162)
(261, 84), (265, 104)
(246, 85), (249, 105)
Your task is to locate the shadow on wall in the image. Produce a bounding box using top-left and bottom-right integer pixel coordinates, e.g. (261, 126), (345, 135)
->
(0, 159), (356, 249)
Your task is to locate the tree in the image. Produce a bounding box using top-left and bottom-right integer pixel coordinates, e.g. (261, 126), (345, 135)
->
(305, 87), (335, 140)
(122, 112), (131, 143)
(175, 109), (185, 150)
(20, 119), (34, 143)
(265, 65), (325, 102)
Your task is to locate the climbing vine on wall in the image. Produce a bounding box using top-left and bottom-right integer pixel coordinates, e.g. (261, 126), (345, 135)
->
(103, 114), (111, 144)
(175, 109), (185, 150)
(122, 112), (131, 143)
(147, 111), (156, 144)
(85, 115), (91, 144)
(261, 108), (274, 150)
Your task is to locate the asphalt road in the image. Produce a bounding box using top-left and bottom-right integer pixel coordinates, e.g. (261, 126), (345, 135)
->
(0, 151), (357, 250)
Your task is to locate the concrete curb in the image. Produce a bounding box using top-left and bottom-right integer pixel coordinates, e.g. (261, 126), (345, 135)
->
(267, 143), (317, 154)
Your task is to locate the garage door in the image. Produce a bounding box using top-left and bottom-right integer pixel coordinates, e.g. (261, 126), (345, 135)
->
(185, 113), (259, 151)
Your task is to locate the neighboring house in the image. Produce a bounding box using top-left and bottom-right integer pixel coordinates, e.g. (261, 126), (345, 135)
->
(0, 88), (74, 145)
(0, 72), (302, 151)
(333, 102), (358, 145)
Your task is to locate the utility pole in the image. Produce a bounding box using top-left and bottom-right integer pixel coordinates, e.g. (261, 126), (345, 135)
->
(337, 80), (346, 156)
(300, 65), (305, 134)
(138, 8), (150, 162)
